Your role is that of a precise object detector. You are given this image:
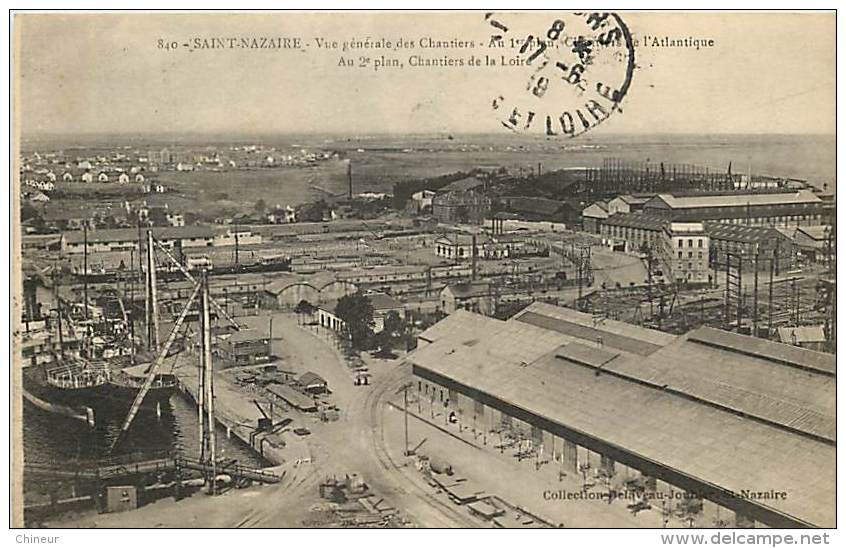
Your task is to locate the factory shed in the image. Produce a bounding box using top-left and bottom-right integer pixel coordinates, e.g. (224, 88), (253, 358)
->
(298, 371), (328, 394)
(776, 325), (827, 352)
(642, 191), (823, 226)
(408, 302), (835, 528)
(266, 384), (318, 412)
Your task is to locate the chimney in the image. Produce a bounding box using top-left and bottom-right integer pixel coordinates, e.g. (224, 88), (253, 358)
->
(471, 234), (478, 281)
(347, 160), (353, 200)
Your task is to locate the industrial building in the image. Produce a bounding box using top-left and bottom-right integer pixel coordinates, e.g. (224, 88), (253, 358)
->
(317, 292), (405, 334)
(661, 222), (710, 285)
(439, 281), (494, 316)
(599, 213), (665, 253)
(607, 194), (651, 215)
(434, 233), (538, 262)
(409, 302), (834, 528)
(217, 328), (271, 367)
(642, 191), (823, 226)
(581, 201), (609, 233)
(791, 225), (833, 263)
(431, 177), (492, 225)
(704, 222), (795, 273)
(496, 196), (581, 225)
(60, 225), (262, 254)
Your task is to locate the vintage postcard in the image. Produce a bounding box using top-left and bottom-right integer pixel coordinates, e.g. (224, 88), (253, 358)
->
(10, 10), (836, 531)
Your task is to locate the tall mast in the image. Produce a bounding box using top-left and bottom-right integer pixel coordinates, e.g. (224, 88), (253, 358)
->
(53, 261), (64, 358)
(201, 271), (216, 493)
(129, 248), (136, 363)
(147, 230), (160, 352)
(83, 224), (89, 320)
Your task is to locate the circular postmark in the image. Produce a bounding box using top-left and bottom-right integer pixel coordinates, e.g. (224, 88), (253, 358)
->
(484, 12), (635, 137)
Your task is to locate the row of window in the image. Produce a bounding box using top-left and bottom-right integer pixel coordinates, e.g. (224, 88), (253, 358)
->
(677, 238), (705, 248)
(721, 214), (821, 225)
(677, 251), (704, 259)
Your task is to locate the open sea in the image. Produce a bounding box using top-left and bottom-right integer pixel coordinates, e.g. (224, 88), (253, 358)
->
(21, 133), (836, 189)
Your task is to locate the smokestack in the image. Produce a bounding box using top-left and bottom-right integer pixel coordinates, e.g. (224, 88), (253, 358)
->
(347, 159), (353, 200)
(471, 234), (477, 281)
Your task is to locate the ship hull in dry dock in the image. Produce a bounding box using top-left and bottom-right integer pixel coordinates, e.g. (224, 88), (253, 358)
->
(21, 362), (176, 423)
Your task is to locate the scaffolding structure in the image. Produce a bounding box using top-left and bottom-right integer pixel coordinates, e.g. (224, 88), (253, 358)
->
(584, 158), (736, 197)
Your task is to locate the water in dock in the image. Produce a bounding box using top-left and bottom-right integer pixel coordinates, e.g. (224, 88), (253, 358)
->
(22, 392), (269, 504)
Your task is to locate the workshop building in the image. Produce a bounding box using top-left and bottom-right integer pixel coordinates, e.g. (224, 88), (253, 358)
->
(704, 222), (795, 273)
(642, 191), (823, 227)
(408, 302), (835, 528)
(217, 328), (271, 367)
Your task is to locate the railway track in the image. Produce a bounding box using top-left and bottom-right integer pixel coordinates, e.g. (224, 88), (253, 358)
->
(363, 363), (482, 528)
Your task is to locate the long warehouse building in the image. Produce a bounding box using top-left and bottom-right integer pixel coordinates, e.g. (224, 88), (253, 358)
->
(409, 302), (835, 528)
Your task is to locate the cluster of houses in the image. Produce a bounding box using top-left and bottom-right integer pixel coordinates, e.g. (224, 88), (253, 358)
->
(151, 145), (337, 172)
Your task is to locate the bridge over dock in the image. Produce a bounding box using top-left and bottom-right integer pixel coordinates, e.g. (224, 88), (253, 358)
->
(24, 452), (282, 485)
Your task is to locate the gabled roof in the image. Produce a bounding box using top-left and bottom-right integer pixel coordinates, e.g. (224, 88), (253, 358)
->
(602, 212), (666, 231)
(226, 328), (268, 344)
(62, 225), (218, 244)
(443, 281), (492, 299)
(298, 371), (327, 386)
(438, 177), (487, 193)
(777, 326), (827, 344)
(616, 194), (651, 205)
(704, 221), (789, 244)
(652, 190), (821, 209)
(501, 196), (568, 216)
(435, 232), (493, 246)
(408, 302), (835, 527)
(796, 225), (831, 241)
(367, 292), (403, 311)
(581, 201), (609, 218)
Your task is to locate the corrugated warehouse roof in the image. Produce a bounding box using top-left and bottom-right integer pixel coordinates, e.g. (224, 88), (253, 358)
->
(366, 292), (404, 311)
(444, 282), (492, 299)
(439, 177), (487, 193)
(796, 225), (831, 241)
(704, 222), (787, 244)
(263, 271), (339, 294)
(654, 190), (821, 209)
(416, 309), (504, 345)
(601, 213), (666, 231)
(408, 303), (835, 527)
(514, 302), (676, 351)
(603, 328), (835, 443)
(777, 326), (826, 345)
(501, 196), (568, 216)
(63, 225), (218, 244)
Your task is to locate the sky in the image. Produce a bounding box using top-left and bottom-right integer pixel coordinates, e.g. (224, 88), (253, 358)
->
(14, 11), (835, 136)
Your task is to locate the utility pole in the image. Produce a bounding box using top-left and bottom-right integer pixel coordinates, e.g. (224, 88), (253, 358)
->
(396, 382), (413, 456)
(768, 257), (774, 333)
(753, 251), (759, 337)
(234, 225), (240, 266)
